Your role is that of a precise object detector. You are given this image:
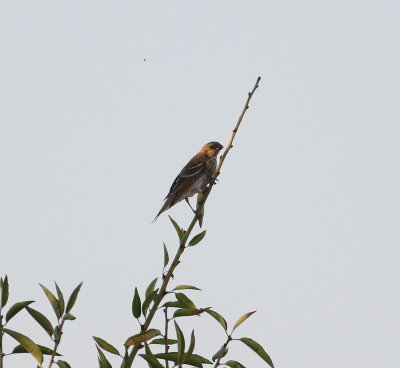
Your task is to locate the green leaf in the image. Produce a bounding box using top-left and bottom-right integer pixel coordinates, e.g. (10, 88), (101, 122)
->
(124, 329), (161, 346)
(188, 230), (207, 246)
(66, 282), (83, 313)
(145, 278), (158, 298)
(39, 284), (62, 319)
(93, 336), (120, 355)
(162, 301), (185, 308)
(225, 360), (246, 368)
(56, 360), (72, 368)
(175, 293), (196, 308)
(186, 330), (196, 357)
(205, 309), (228, 331)
(172, 285), (201, 291)
(53, 325), (62, 341)
(55, 282), (65, 315)
(239, 337), (274, 368)
(5, 301), (34, 323)
(12, 344), (61, 356)
(132, 287), (141, 319)
(232, 311), (256, 332)
(97, 346), (112, 368)
(212, 346), (228, 362)
(1, 328), (43, 365)
(140, 343), (164, 368)
(174, 321), (185, 364)
(142, 289), (158, 316)
(154, 353), (212, 367)
(163, 243), (169, 268)
(150, 338), (177, 345)
(196, 192), (205, 228)
(1, 275), (9, 307)
(173, 308), (201, 318)
(26, 306), (54, 336)
(169, 216), (183, 239)
(63, 312), (76, 320)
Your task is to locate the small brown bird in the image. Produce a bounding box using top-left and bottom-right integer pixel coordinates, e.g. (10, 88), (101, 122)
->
(153, 141), (224, 222)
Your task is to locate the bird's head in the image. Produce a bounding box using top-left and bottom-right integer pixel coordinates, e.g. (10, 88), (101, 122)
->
(201, 141), (224, 157)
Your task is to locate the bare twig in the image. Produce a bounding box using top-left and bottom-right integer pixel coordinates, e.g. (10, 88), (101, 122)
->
(215, 76), (261, 179)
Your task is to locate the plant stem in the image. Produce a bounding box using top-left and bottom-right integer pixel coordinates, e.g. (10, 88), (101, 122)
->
(124, 215), (199, 367)
(123, 76), (261, 368)
(203, 76), (261, 204)
(0, 311), (3, 368)
(163, 307), (169, 368)
(48, 318), (65, 368)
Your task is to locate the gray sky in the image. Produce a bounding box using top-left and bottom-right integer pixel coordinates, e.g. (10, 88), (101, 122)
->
(1, 1), (399, 367)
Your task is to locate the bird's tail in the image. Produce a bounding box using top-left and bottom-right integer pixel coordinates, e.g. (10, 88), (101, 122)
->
(152, 200), (171, 223)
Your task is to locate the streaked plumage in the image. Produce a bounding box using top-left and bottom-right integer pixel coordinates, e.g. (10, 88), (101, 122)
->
(153, 141), (223, 221)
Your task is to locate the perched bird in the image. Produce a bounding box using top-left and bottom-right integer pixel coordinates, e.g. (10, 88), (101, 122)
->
(153, 141), (224, 222)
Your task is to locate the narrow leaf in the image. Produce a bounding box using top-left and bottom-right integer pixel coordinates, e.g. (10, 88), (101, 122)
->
(63, 312), (76, 320)
(174, 321), (185, 364)
(1, 328), (43, 365)
(93, 336), (120, 355)
(55, 282), (65, 315)
(172, 285), (201, 291)
(225, 360), (246, 368)
(150, 338), (177, 345)
(1, 275), (9, 307)
(175, 293), (196, 308)
(196, 192), (205, 228)
(205, 309), (228, 331)
(239, 337), (274, 368)
(140, 343), (164, 368)
(162, 301), (185, 308)
(124, 329), (161, 346)
(12, 344), (61, 356)
(96, 346), (112, 368)
(212, 345), (228, 362)
(132, 287), (141, 319)
(186, 330), (196, 358)
(169, 216), (183, 239)
(173, 308), (201, 318)
(53, 325), (62, 341)
(145, 278), (158, 298)
(232, 311), (256, 332)
(39, 284), (61, 319)
(142, 289), (158, 316)
(5, 301), (34, 323)
(66, 282), (83, 313)
(154, 352), (212, 367)
(26, 306), (54, 336)
(188, 230), (207, 246)
(163, 243), (169, 268)
(56, 361), (72, 368)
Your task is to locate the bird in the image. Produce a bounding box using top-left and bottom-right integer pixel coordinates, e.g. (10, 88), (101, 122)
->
(153, 141), (224, 222)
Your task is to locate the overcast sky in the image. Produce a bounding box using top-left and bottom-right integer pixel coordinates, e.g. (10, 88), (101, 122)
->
(1, 1), (399, 367)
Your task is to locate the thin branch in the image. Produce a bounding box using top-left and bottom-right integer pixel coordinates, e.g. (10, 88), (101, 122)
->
(215, 76), (261, 180)
(123, 76), (261, 368)
(164, 307), (170, 368)
(0, 312), (4, 368)
(48, 319), (65, 368)
(197, 76), (261, 221)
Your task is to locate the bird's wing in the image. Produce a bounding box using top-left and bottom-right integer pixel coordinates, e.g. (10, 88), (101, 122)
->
(167, 160), (206, 196)
(180, 162), (205, 177)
